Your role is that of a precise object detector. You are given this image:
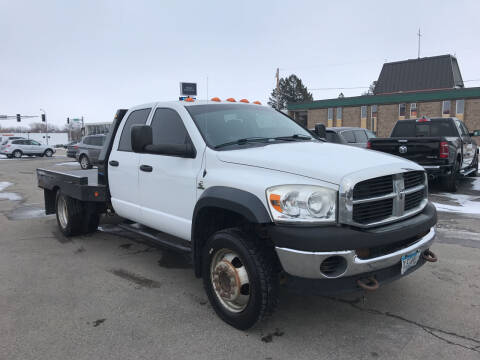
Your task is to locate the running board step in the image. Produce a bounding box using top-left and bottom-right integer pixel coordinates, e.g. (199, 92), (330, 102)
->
(117, 223), (191, 253)
(460, 168), (476, 176)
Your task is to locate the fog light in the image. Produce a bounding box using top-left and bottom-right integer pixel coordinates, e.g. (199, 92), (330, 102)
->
(320, 256), (347, 278)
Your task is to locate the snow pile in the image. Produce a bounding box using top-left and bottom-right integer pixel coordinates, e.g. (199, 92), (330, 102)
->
(0, 181), (22, 201)
(433, 193), (480, 215)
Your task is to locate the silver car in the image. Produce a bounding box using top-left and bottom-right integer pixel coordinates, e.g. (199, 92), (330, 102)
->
(76, 135), (106, 169)
(0, 139), (55, 158)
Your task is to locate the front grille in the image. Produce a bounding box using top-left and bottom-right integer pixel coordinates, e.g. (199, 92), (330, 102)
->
(353, 198), (393, 224)
(353, 175), (393, 200)
(405, 189), (425, 211)
(348, 171), (427, 227)
(404, 171), (424, 189)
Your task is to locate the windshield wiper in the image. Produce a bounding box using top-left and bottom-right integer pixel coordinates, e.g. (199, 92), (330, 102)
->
(274, 134), (312, 141)
(214, 137), (273, 149)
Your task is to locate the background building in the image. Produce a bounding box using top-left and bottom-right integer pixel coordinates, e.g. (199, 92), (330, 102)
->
(288, 55), (480, 136)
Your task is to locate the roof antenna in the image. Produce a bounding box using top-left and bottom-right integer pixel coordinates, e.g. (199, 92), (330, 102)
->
(417, 28), (422, 58)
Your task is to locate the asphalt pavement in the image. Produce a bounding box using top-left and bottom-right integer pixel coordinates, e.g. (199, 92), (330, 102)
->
(1, 152), (479, 360)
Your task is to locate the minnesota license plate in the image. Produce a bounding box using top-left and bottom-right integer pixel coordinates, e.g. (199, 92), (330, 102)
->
(401, 250), (421, 275)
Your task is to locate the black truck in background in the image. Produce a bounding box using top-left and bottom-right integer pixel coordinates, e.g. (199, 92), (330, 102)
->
(368, 117), (480, 192)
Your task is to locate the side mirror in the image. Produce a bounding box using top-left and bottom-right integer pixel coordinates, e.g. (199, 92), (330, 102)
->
(131, 125), (152, 152)
(469, 130), (480, 137)
(314, 123), (326, 138)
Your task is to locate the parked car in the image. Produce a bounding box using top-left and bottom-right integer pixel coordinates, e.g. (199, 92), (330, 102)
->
(0, 139), (55, 158)
(325, 127), (376, 148)
(75, 135), (106, 169)
(37, 101), (437, 330)
(368, 117), (479, 191)
(66, 141), (79, 158)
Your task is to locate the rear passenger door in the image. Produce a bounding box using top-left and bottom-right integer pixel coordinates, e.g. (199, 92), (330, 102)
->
(108, 108), (151, 222)
(138, 108), (203, 240)
(340, 130), (357, 147)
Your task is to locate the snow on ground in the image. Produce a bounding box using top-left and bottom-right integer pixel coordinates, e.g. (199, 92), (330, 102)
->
(55, 162), (79, 166)
(433, 192), (480, 215)
(0, 181), (22, 201)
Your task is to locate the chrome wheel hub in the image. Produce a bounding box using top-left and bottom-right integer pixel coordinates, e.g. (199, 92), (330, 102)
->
(57, 196), (68, 229)
(210, 249), (250, 312)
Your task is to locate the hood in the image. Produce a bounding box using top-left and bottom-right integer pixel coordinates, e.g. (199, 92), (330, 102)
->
(216, 141), (422, 185)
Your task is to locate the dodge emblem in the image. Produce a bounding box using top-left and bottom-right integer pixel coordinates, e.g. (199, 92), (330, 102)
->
(399, 145), (408, 154)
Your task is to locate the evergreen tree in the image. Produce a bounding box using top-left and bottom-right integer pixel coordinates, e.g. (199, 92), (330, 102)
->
(268, 74), (313, 110)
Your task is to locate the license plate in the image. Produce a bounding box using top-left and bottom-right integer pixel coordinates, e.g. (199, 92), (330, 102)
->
(401, 250), (421, 275)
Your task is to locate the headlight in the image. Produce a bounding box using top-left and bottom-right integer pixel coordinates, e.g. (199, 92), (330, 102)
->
(266, 185), (337, 224)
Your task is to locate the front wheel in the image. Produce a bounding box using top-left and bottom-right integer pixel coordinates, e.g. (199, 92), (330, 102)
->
(443, 161), (460, 192)
(202, 228), (278, 330)
(44, 149), (53, 157)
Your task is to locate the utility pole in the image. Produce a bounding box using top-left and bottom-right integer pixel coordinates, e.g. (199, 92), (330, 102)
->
(275, 68), (280, 109)
(417, 28), (422, 58)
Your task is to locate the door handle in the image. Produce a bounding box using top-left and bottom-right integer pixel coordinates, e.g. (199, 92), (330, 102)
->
(109, 160), (119, 167)
(140, 164), (153, 172)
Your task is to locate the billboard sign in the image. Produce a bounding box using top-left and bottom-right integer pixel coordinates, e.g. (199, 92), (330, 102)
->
(180, 82), (197, 97)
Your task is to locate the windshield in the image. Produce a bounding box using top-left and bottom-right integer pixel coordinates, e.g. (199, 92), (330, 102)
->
(186, 104), (312, 148)
(392, 119), (458, 137)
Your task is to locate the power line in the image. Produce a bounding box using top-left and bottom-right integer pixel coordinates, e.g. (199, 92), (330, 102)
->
(310, 86), (369, 91)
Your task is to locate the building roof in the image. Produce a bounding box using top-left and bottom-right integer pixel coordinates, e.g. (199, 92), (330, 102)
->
(287, 87), (480, 111)
(374, 55), (464, 94)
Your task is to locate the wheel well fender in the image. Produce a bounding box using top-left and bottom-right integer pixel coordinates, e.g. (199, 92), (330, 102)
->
(191, 186), (272, 277)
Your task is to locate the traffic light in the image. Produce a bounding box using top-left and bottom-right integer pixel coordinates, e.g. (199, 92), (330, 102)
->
(16, 114), (20, 122)
(41, 113), (46, 122)
(67, 117), (70, 124)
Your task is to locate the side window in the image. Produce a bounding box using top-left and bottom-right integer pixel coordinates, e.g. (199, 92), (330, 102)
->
(460, 122), (470, 138)
(30, 140), (40, 145)
(455, 120), (466, 136)
(353, 130), (368, 143)
(83, 137), (91, 145)
(150, 108), (190, 146)
(118, 108), (151, 151)
(342, 131), (355, 143)
(12, 140), (23, 145)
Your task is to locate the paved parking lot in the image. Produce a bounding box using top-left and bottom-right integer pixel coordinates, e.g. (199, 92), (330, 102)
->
(1, 153), (480, 360)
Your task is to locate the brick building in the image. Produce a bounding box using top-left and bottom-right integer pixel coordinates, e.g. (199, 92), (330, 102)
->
(288, 55), (480, 136)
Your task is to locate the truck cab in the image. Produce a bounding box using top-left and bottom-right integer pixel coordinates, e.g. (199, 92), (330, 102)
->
(37, 99), (438, 329)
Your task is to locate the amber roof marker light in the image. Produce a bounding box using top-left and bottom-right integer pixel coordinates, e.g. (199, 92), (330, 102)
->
(239, 99), (249, 103)
(184, 97), (195, 102)
(253, 101), (262, 105)
(211, 97), (221, 102)
(226, 98), (236, 102)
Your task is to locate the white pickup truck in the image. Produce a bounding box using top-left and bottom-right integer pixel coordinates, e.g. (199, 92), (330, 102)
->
(37, 99), (438, 329)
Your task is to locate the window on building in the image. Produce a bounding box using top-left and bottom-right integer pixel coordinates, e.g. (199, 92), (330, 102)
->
(371, 105), (378, 118)
(294, 111), (308, 127)
(327, 108), (333, 121)
(456, 99), (465, 115)
(336, 107), (342, 120)
(361, 106), (367, 119)
(399, 103), (406, 118)
(118, 108), (151, 151)
(410, 103), (417, 118)
(442, 100), (451, 116)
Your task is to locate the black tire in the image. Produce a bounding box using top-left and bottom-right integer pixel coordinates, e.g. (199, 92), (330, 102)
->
(79, 155), (92, 170)
(44, 149), (53, 157)
(55, 192), (84, 236)
(468, 156), (478, 177)
(12, 150), (22, 159)
(202, 228), (278, 330)
(443, 161), (460, 192)
(55, 192), (100, 236)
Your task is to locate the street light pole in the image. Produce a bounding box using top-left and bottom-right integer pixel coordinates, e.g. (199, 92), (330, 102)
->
(40, 108), (48, 145)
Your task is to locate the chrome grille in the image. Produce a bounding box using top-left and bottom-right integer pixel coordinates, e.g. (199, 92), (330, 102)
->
(343, 170), (428, 228)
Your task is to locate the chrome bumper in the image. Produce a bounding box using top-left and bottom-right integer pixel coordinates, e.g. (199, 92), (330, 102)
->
(275, 227), (436, 279)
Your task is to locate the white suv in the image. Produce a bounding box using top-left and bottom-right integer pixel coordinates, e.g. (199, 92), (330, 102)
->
(1, 139), (55, 158)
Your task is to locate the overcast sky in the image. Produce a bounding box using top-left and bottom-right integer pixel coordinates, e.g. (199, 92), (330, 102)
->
(1, 0), (479, 128)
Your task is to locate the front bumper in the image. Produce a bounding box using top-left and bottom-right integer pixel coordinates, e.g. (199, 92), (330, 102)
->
(270, 202), (437, 280)
(276, 227), (435, 279)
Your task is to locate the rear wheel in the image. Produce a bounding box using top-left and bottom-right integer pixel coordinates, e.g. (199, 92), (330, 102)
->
(443, 160), (460, 192)
(79, 155), (91, 170)
(55, 192), (100, 236)
(13, 150), (22, 159)
(468, 156), (478, 177)
(202, 228), (278, 330)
